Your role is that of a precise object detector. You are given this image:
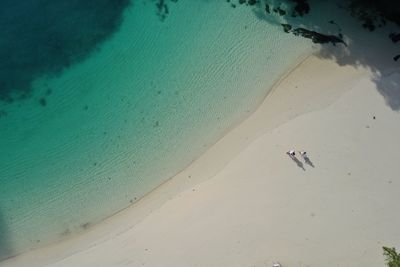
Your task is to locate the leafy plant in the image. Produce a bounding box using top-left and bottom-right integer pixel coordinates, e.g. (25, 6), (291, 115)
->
(383, 247), (400, 267)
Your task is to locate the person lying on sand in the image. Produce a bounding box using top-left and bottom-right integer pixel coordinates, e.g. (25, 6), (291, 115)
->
(287, 149), (296, 157)
(299, 150), (315, 168)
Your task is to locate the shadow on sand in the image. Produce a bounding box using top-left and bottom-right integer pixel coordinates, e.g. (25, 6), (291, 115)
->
(246, 0), (400, 111)
(317, 36), (400, 111)
(288, 155), (306, 171)
(304, 156), (315, 168)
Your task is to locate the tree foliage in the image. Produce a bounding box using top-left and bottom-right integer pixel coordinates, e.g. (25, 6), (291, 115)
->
(383, 247), (400, 267)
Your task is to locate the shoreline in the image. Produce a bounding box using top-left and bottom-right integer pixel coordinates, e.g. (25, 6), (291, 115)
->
(0, 1), (315, 256)
(2, 51), (399, 266)
(0, 48), (313, 266)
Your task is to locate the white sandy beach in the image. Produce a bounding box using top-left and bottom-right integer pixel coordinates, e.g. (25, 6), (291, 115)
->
(2, 52), (400, 267)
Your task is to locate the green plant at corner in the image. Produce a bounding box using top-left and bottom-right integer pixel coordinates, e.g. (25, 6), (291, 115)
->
(383, 247), (400, 267)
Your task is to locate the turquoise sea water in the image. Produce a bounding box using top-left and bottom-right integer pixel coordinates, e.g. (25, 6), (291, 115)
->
(0, 0), (312, 259)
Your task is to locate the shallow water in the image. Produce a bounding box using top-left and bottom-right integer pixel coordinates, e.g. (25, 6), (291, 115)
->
(0, 0), (311, 259)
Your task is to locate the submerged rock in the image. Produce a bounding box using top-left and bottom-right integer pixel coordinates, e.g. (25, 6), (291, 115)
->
(282, 24), (292, 33)
(39, 98), (47, 107)
(248, 0), (258, 6)
(265, 3), (270, 14)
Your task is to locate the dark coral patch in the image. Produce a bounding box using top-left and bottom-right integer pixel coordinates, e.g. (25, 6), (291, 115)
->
(0, 0), (130, 103)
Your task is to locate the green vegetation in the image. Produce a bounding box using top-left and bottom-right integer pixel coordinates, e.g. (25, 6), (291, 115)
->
(383, 247), (400, 267)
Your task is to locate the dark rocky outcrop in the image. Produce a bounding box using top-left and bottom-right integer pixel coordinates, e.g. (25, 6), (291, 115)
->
(282, 24), (346, 46)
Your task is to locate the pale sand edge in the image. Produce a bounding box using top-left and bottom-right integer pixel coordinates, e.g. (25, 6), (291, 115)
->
(2, 52), (399, 267)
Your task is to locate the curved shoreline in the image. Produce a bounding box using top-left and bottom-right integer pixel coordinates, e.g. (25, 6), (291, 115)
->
(3, 49), (400, 266)
(0, 1), (315, 255)
(0, 50), (314, 266)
